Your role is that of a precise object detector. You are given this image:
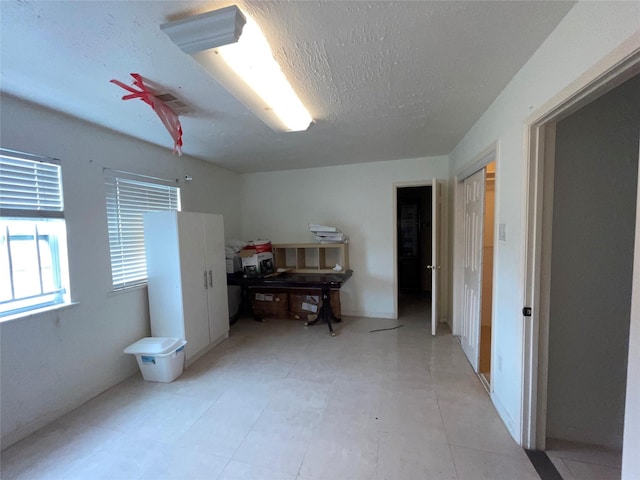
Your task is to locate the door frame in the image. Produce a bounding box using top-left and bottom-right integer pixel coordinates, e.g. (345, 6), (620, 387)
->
(521, 35), (640, 450)
(452, 143), (498, 338)
(393, 180), (439, 320)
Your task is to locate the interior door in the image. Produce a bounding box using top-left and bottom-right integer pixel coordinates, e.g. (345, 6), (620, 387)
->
(461, 169), (485, 371)
(204, 214), (230, 343)
(429, 179), (442, 336)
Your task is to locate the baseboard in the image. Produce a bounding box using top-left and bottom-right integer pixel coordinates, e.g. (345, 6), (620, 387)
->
(1, 366), (138, 451)
(491, 390), (520, 445)
(341, 310), (395, 319)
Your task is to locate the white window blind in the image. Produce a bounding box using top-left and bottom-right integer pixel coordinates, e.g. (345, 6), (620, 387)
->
(0, 149), (63, 218)
(105, 172), (180, 290)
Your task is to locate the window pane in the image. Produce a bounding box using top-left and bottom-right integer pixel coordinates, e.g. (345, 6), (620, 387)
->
(8, 225), (41, 299)
(0, 218), (69, 317)
(0, 229), (12, 302)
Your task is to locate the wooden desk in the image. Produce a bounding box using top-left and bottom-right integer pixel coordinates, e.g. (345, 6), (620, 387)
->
(227, 270), (353, 336)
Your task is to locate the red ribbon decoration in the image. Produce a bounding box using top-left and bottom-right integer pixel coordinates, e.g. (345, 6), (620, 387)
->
(111, 73), (183, 155)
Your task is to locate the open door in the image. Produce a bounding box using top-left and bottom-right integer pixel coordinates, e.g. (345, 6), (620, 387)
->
(460, 169), (485, 371)
(428, 179), (442, 335)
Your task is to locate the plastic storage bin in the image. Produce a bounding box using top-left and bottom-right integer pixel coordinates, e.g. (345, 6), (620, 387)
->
(123, 337), (187, 383)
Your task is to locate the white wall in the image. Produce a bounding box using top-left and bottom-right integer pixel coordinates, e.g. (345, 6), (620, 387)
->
(448, 1), (640, 443)
(547, 76), (639, 449)
(0, 95), (242, 448)
(240, 157), (449, 319)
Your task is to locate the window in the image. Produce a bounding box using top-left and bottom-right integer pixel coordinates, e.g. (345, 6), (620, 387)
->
(104, 171), (180, 290)
(0, 149), (70, 317)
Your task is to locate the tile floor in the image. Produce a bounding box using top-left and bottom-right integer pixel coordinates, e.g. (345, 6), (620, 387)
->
(546, 438), (622, 480)
(2, 296), (541, 480)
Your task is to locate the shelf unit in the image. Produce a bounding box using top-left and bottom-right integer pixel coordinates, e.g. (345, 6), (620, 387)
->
(272, 243), (349, 274)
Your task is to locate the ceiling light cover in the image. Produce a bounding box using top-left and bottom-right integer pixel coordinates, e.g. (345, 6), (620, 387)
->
(162, 5), (313, 132)
(160, 5), (246, 54)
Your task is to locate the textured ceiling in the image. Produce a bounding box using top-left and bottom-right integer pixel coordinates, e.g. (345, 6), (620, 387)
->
(0, 1), (575, 173)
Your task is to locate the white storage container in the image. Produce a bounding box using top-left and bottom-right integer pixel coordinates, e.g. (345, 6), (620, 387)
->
(123, 337), (187, 383)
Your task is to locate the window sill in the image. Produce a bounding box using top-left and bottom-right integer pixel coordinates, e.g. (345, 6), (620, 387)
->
(0, 301), (80, 324)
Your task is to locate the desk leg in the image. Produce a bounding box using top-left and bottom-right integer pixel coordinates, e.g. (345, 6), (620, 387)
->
(322, 287), (335, 336)
(305, 287), (337, 336)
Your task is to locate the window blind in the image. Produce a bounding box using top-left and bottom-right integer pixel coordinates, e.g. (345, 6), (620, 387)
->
(0, 149), (63, 218)
(104, 173), (180, 290)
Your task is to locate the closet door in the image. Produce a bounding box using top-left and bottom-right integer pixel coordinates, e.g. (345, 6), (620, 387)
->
(461, 169), (485, 371)
(177, 212), (210, 361)
(203, 214), (229, 343)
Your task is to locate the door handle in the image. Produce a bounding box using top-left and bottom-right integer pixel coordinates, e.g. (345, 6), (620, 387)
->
(208, 270), (213, 288)
(426, 265), (441, 270)
(204, 271), (208, 289)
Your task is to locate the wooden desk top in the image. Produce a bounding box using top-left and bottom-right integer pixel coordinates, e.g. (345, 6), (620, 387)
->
(227, 270), (352, 289)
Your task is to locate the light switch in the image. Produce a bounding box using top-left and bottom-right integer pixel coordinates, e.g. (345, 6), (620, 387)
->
(498, 223), (507, 242)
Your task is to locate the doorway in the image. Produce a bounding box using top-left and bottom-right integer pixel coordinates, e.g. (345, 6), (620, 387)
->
(479, 161), (496, 386)
(455, 154), (497, 377)
(521, 54), (640, 473)
(396, 186), (431, 315)
(543, 75), (639, 466)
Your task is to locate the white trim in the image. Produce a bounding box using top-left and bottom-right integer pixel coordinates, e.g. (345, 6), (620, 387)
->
(1, 368), (138, 450)
(393, 180), (437, 189)
(492, 390), (515, 434)
(455, 142), (499, 181)
(526, 32), (640, 128)
(0, 301), (79, 324)
(342, 310), (396, 319)
(451, 143), (498, 337)
(521, 35), (640, 450)
(393, 180), (436, 321)
(452, 177), (464, 336)
(392, 184), (400, 320)
(103, 168), (179, 187)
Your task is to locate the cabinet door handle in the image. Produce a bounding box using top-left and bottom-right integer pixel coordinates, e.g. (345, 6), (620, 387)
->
(204, 271), (208, 289)
(208, 270), (213, 288)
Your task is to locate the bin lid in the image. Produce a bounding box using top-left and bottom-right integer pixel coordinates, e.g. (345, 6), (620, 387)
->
(123, 337), (184, 355)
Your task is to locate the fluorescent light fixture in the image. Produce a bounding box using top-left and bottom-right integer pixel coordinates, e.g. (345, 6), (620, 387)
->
(161, 6), (313, 132)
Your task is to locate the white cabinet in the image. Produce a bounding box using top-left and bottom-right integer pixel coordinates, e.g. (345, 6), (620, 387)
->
(144, 211), (229, 365)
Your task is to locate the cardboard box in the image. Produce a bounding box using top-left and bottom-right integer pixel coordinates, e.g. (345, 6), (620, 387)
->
(289, 294), (320, 321)
(289, 290), (341, 320)
(239, 249), (274, 277)
(250, 290), (288, 319)
(329, 290), (341, 318)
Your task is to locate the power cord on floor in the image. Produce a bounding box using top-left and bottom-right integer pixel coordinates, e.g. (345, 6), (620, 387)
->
(369, 324), (404, 333)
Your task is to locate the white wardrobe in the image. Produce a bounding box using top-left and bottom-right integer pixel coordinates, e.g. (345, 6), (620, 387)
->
(143, 211), (229, 365)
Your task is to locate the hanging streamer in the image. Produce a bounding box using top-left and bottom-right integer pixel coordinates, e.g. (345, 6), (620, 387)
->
(111, 73), (183, 155)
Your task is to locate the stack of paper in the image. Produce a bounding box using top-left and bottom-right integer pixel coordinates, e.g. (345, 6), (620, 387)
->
(308, 224), (349, 243)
